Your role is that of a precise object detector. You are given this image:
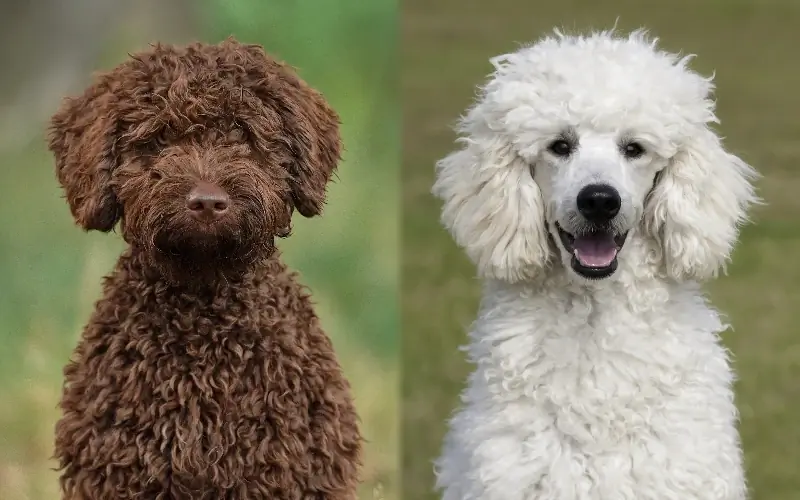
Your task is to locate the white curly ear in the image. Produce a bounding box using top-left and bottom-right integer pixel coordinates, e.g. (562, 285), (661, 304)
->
(643, 127), (759, 281)
(432, 136), (551, 283)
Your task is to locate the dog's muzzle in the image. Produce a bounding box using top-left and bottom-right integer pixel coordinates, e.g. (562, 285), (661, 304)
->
(556, 223), (629, 279)
(557, 183), (629, 279)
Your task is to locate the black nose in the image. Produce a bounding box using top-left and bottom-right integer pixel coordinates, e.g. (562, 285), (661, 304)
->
(576, 184), (621, 223)
(186, 181), (230, 221)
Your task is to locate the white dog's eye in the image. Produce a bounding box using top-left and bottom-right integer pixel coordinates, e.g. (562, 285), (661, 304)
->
(622, 142), (645, 159)
(547, 139), (573, 157)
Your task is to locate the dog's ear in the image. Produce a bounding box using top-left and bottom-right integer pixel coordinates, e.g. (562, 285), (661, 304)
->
(235, 42), (341, 218)
(643, 127), (759, 281)
(48, 80), (122, 232)
(279, 81), (341, 218)
(433, 132), (551, 283)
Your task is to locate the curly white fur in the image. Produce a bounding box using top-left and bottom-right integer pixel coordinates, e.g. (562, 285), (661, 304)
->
(432, 30), (759, 500)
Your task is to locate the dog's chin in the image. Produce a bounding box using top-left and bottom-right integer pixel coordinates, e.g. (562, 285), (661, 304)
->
(150, 226), (272, 284)
(555, 223), (629, 280)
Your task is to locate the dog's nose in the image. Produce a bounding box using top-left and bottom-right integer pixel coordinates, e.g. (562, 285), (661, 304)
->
(576, 184), (621, 223)
(186, 182), (230, 220)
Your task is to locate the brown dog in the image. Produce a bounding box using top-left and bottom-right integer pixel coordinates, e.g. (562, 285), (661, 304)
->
(48, 39), (362, 499)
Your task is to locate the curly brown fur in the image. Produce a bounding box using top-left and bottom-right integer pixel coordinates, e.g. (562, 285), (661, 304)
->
(48, 39), (361, 499)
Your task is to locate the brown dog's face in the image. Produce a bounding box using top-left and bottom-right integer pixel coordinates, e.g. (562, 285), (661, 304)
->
(116, 126), (291, 279)
(48, 39), (341, 282)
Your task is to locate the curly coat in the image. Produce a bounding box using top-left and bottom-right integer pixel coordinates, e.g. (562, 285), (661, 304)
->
(432, 31), (756, 500)
(48, 39), (362, 499)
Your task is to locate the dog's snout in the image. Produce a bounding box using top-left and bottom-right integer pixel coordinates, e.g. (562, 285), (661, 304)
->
(576, 184), (621, 223)
(186, 181), (230, 221)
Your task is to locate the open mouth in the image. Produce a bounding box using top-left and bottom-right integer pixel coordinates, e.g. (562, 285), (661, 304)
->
(556, 223), (628, 279)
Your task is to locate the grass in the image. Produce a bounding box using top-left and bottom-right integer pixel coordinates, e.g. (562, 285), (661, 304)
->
(401, 1), (800, 499)
(0, 2), (397, 499)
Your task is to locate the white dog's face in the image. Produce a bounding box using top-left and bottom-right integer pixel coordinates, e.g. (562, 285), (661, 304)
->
(533, 128), (669, 280)
(433, 30), (757, 285)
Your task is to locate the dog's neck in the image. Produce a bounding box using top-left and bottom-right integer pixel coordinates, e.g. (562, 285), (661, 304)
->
(480, 261), (710, 350)
(115, 246), (280, 300)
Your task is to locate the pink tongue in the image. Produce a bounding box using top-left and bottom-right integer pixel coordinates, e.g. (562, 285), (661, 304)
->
(573, 232), (617, 267)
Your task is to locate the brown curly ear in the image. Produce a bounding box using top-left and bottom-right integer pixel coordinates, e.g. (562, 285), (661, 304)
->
(48, 79), (122, 232)
(280, 81), (341, 218)
(233, 41), (342, 218)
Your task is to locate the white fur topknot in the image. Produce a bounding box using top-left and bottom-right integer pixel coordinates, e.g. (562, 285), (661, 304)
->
(432, 30), (758, 500)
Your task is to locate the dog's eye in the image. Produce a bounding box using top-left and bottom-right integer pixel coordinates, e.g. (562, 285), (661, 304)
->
(622, 141), (645, 159)
(227, 127), (247, 142)
(547, 139), (573, 157)
(154, 132), (170, 148)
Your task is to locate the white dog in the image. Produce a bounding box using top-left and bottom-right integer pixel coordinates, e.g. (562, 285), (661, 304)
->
(432, 30), (758, 500)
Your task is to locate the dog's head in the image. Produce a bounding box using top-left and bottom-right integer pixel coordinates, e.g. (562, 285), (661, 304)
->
(49, 38), (340, 281)
(433, 30), (758, 285)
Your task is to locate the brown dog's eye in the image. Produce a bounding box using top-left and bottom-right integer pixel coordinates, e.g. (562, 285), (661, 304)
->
(227, 127), (247, 142)
(154, 131), (170, 148)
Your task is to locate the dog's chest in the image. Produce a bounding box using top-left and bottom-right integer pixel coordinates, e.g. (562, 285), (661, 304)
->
(459, 292), (745, 499)
(139, 333), (311, 485)
(64, 321), (316, 496)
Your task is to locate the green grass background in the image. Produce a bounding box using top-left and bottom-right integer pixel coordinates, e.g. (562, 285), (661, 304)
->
(402, 1), (800, 499)
(0, 2), (398, 499)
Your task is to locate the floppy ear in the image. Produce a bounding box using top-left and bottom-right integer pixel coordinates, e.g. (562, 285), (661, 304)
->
(432, 133), (551, 283)
(643, 127), (758, 281)
(48, 80), (122, 232)
(234, 41), (341, 218)
(279, 79), (341, 218)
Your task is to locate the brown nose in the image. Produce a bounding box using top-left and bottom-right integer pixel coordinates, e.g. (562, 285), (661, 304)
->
(186, 181), (230, 220)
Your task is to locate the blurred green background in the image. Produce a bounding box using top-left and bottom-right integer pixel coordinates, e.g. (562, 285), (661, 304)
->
(402, 0), (800, 499)
(0, 1), (397, 499)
